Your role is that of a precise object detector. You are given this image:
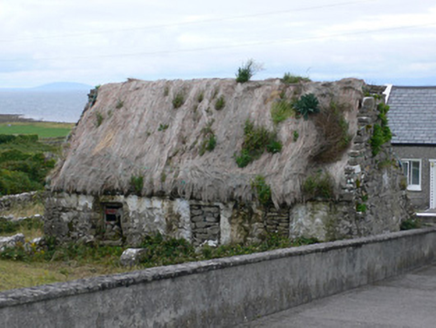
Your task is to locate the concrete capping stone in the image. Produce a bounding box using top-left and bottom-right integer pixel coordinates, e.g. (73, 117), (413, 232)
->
(1, 227), (435, 309)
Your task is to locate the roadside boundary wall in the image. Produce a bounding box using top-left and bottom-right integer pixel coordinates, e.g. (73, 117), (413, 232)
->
(1, 228), (435, 327)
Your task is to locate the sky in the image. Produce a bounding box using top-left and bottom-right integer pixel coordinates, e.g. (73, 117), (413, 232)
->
(1, 0), (436, 88)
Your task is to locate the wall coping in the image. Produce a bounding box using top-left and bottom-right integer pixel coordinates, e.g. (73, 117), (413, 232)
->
(1, 227), (435, 308)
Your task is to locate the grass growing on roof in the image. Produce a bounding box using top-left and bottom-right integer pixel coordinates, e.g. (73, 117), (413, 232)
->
(199, 120), (217, 156)
(270, 99), (295, 125)
(302, 171), (334, 199)
(235, 119), (282, 168)
(251, 175), (272, 206)
(282, 73), (311, 84)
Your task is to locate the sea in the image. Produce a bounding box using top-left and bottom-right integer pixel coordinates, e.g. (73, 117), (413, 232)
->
(0, 90), (89, 123)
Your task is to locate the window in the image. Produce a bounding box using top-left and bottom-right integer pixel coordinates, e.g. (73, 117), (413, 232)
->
(401, 159), (421, 191)
(103, 203), (123, 238)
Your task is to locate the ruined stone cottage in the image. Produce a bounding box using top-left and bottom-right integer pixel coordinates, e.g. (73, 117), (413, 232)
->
(44, 78), (412, 246)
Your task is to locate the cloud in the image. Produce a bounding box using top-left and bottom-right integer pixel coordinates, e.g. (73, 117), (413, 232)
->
(1, 0), (436, 87)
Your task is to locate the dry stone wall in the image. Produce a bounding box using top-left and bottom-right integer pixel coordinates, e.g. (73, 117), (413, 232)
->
(190, 205), (220, 246)
(0, 192), (38, 213)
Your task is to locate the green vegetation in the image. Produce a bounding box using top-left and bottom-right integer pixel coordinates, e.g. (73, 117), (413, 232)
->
(0, 231), (318, 290)
(199, 120), (217, 156)
(370, 103), (392, 156)
(270, 99), (295, 125)
(199, 135), (216, 156)
(282, 73), (311, 84)
(293, 130), (299, 142)
(0, 236), (124, 265)
(363, 91), (382, 100)
(172, 92), (185, 108)
(116, 100), (124, 109)
(95, 112), (104, 127)
(294, 93), (320, 120)
(0, 259), (129, 291)
(0, 217), (43, 239)
(0, 136), (56, 196)
(356, 203), (367, 213)
(302, 171), (334, 199)
(0, 122), (73, 138)
(235, 120), (282, 168)
(129, 175), (143, 195)
(164, 86), (169, 97)
(251, 175), (272, 206)
(140, 233), (318, 265)
(215, 95), (226, 110)
(235, 59), (262, 83)
(158, 124), (169, 131)
(197, 91), (204, 103)
(400, 218), (421, 230)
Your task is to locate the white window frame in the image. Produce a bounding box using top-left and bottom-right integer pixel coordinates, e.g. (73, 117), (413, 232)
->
(401, 159), (422, 191)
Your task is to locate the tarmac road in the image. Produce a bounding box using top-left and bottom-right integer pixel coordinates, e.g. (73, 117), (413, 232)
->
(237, 262), (436, 328)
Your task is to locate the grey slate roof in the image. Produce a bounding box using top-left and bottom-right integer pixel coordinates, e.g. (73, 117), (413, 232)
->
(387, 86), (436, 144)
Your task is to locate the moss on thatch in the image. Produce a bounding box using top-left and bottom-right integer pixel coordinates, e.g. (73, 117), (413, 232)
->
(50, 78), (364, 206)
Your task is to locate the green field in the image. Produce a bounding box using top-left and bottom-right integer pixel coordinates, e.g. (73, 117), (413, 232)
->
(0, 122), (74, 138)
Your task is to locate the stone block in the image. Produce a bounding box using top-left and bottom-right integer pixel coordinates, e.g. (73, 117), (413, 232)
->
(0, 233), (25, 251)
(120, 248), (148, 267)
(191, 210), (203, 216)
(348, 150), (362, 158)
(205, 216), (218, 223)
(195, 222), (209, 229)
(361, 97), (375, 112)
(208, 226), (220, 234)
(191, 215), (203, 223)
(348, 158), (360, 166)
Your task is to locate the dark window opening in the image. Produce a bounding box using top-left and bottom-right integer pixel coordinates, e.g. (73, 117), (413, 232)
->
(103, 204), (123, 239)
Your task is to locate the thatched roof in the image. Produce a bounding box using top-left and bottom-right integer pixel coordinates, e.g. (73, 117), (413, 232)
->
(50, 78), (364, 206)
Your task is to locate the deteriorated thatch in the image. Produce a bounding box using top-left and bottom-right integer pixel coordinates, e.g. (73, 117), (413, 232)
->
(50, 78), (364, 206)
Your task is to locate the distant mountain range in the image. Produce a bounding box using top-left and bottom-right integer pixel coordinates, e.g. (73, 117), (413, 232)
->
(32, 82), (93, 91)
(0, 82), (93, 91)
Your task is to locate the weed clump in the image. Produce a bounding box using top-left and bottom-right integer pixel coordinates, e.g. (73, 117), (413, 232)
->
(235, 59), (262, 83)
(295, 93), (320, 120)
(215, 95), (226, 110)
(302, 171), (334, 199)
(172, 92), (185, 109)
(400, 218), (421, 230)
(356, 203), (367, 213)
(95, 112), (104, 127)
(199, 120), (217, 156)
(270, 99), (295, 125)
(116, 100), (124, 109)
(251, 175), (272, 206)
(370, 103), (392, 156)
(235, 120), (282, 168)
(130, 175), (143, 195)
(293, 130), (299, 142)
(158, 124), (169, 131)
(282, 73), (311, 84)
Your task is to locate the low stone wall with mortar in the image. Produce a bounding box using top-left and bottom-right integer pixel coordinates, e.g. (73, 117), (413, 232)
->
(1, 228), (435, 328)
